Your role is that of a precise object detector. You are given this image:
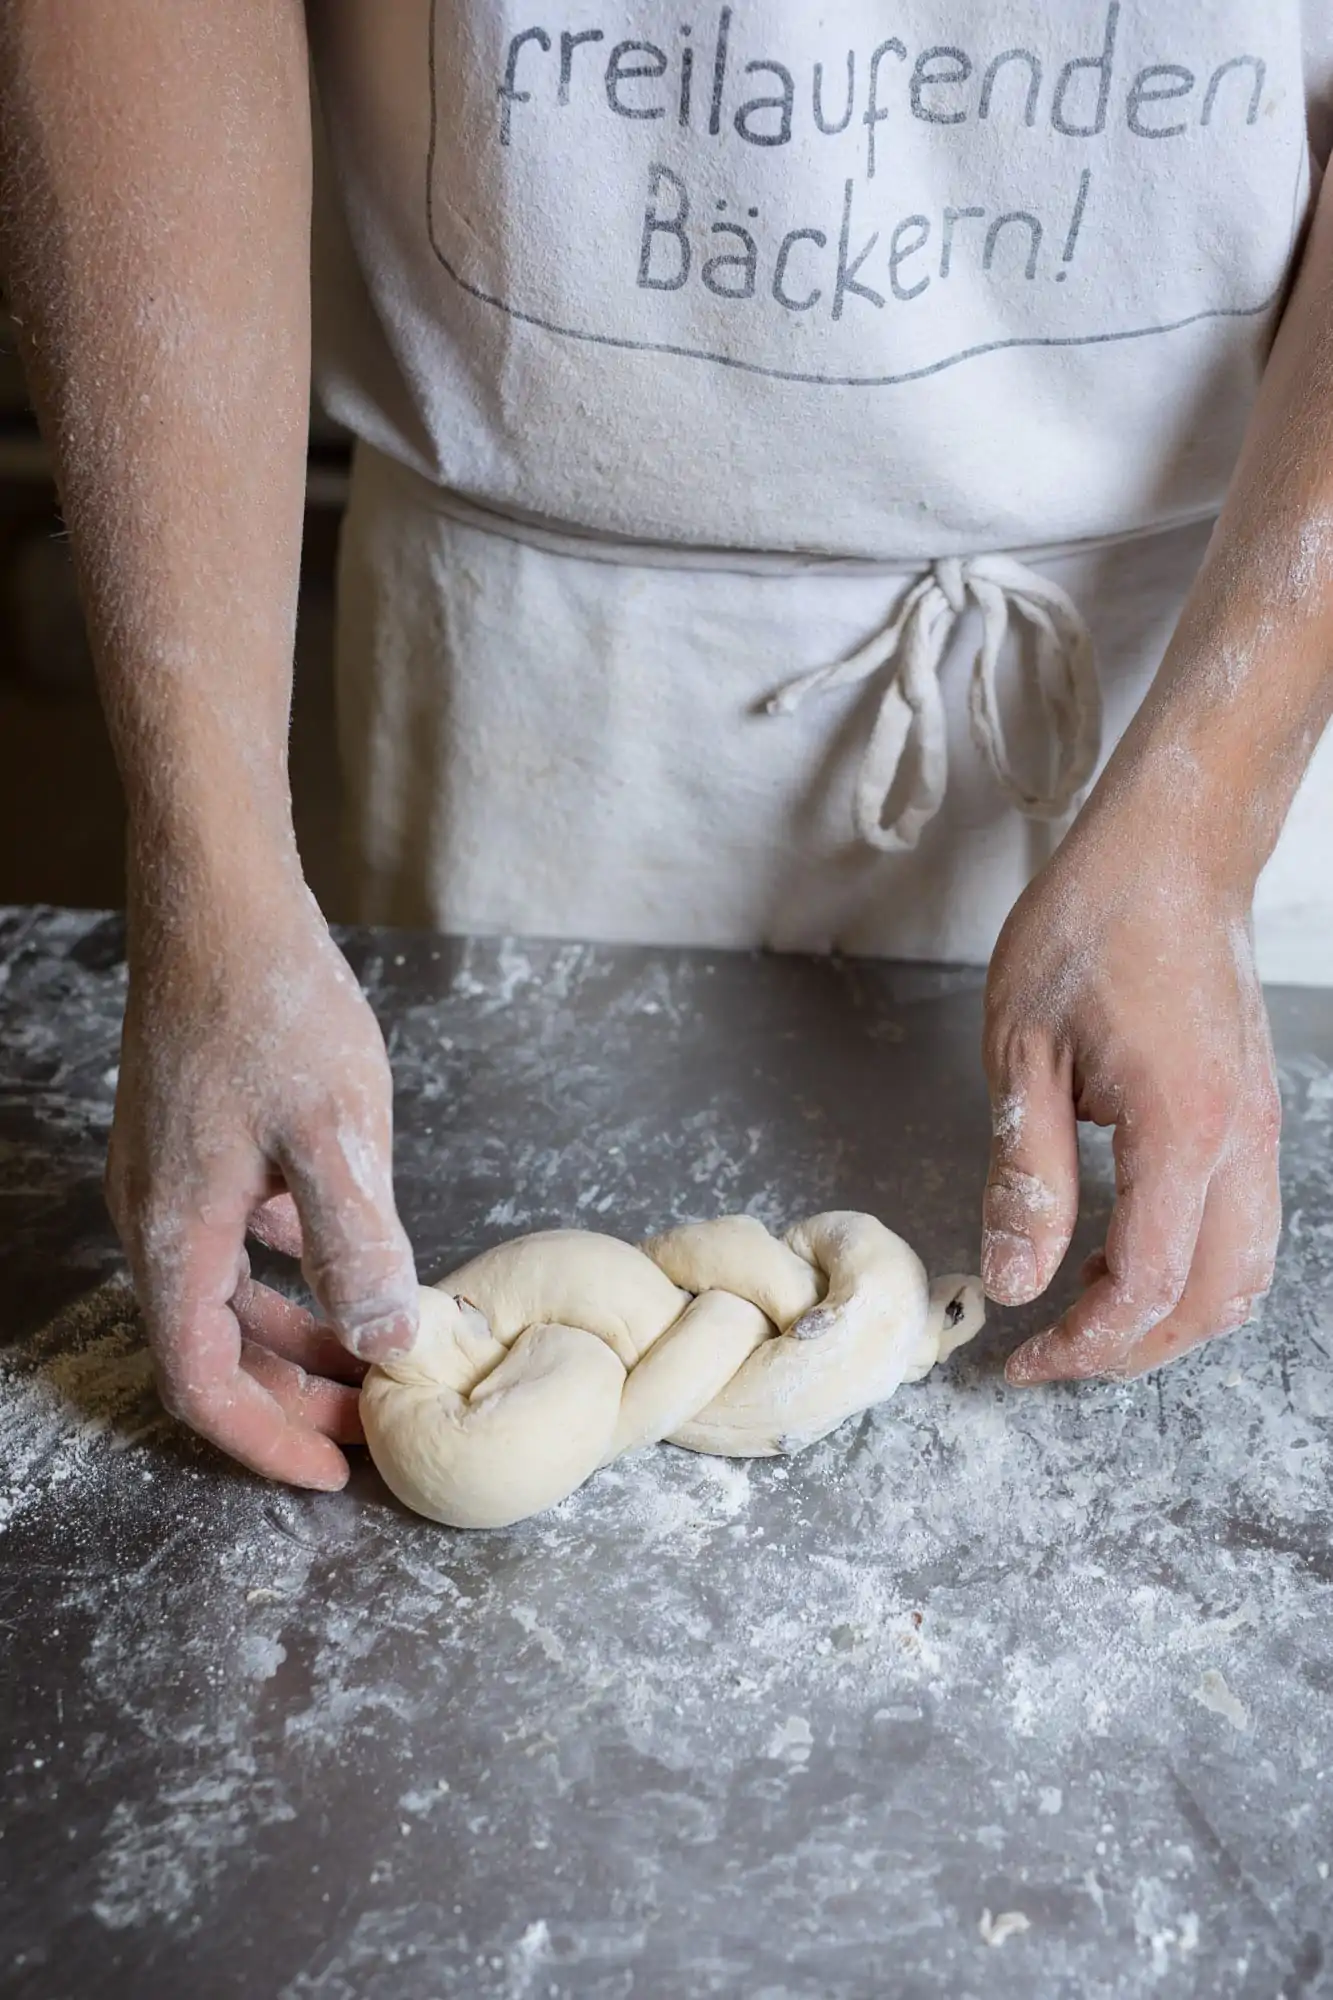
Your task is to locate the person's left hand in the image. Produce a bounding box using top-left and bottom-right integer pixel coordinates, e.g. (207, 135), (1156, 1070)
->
(980, 802), (1282, 1383)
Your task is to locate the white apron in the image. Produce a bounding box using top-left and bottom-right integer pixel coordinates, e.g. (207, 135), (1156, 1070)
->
(310, 2), (1333, 980)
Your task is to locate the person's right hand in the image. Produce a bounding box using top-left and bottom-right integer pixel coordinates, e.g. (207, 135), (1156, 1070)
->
(106, 876), (419, 1490)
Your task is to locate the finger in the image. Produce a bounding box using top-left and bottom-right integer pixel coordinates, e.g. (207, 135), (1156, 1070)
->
(233, 1275), (368, 1385)
(981, 1047), (1080, 1306)
(140, 1172), (352, 1489)
(276, 1112), (419, 1362)
(240, 1341), (365, 1445)
(154, 1296), (352, 1488)
(1117, 1114), (1281, 1378)
(249, 1191), (304, 1260)
(1007, 1098), (1214, 1385)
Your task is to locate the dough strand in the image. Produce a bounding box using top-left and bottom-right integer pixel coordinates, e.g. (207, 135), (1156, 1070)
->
(361, 1212), (985, 1529)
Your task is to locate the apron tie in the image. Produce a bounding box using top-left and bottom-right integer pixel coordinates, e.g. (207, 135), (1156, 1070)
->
(765, 554), (1104, 854)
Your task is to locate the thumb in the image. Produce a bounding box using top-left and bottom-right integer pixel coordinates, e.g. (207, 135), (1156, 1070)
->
(277, 1116), (419, 1362)
(981, 1053), (1080, 1307)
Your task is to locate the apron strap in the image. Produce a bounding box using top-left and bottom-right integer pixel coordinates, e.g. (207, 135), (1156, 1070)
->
(765, 555), (1104, 854)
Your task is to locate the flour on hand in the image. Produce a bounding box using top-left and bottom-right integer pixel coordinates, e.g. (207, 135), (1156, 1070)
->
(360, 1212), (984, 1528)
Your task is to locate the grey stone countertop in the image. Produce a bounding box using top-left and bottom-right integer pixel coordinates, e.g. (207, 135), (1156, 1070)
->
(1, 905), (1332, 2000)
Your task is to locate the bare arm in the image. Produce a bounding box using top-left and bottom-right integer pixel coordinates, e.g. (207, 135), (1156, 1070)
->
(983, 168), (1333, 1383)
(1097, 173), (1333, 886)
(1, 0), (310, 867)
(0, 0), (418, 1483)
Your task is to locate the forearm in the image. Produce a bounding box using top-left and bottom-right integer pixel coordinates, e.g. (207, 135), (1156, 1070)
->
(0, 0), (313, 916)
(1082, 171), (1333, 890)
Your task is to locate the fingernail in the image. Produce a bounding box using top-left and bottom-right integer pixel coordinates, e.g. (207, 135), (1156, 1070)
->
(341, 1306), (418, 1362)
(982, 1230), (1037, 1304)
(1005, 1326), (1061, 1386)
(309, 1464), (351, 1493)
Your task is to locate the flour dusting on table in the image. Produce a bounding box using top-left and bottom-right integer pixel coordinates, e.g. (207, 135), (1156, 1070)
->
(3, 917), (1332, 1999)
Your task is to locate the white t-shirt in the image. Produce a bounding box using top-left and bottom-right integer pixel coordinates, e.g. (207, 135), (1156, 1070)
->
(312, 2), (1333, 558)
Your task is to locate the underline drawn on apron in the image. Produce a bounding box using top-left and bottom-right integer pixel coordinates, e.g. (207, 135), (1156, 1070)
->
(422, 0), (1306, 389)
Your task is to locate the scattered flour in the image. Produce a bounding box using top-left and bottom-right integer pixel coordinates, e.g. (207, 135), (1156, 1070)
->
(991, 1093), (1026, 1146)
(980, 1910), (1031, 1947)
(1192, 1668), (1251, 1733)
(0, 1280), (163, 1535)
(766, 1714), (813, 1765)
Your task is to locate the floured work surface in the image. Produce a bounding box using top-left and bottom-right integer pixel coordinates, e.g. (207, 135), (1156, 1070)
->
(1, 908), (1332, 2000)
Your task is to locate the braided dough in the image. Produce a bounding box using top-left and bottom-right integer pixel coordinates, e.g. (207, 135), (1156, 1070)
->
(361, 1212), (984, 1529)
